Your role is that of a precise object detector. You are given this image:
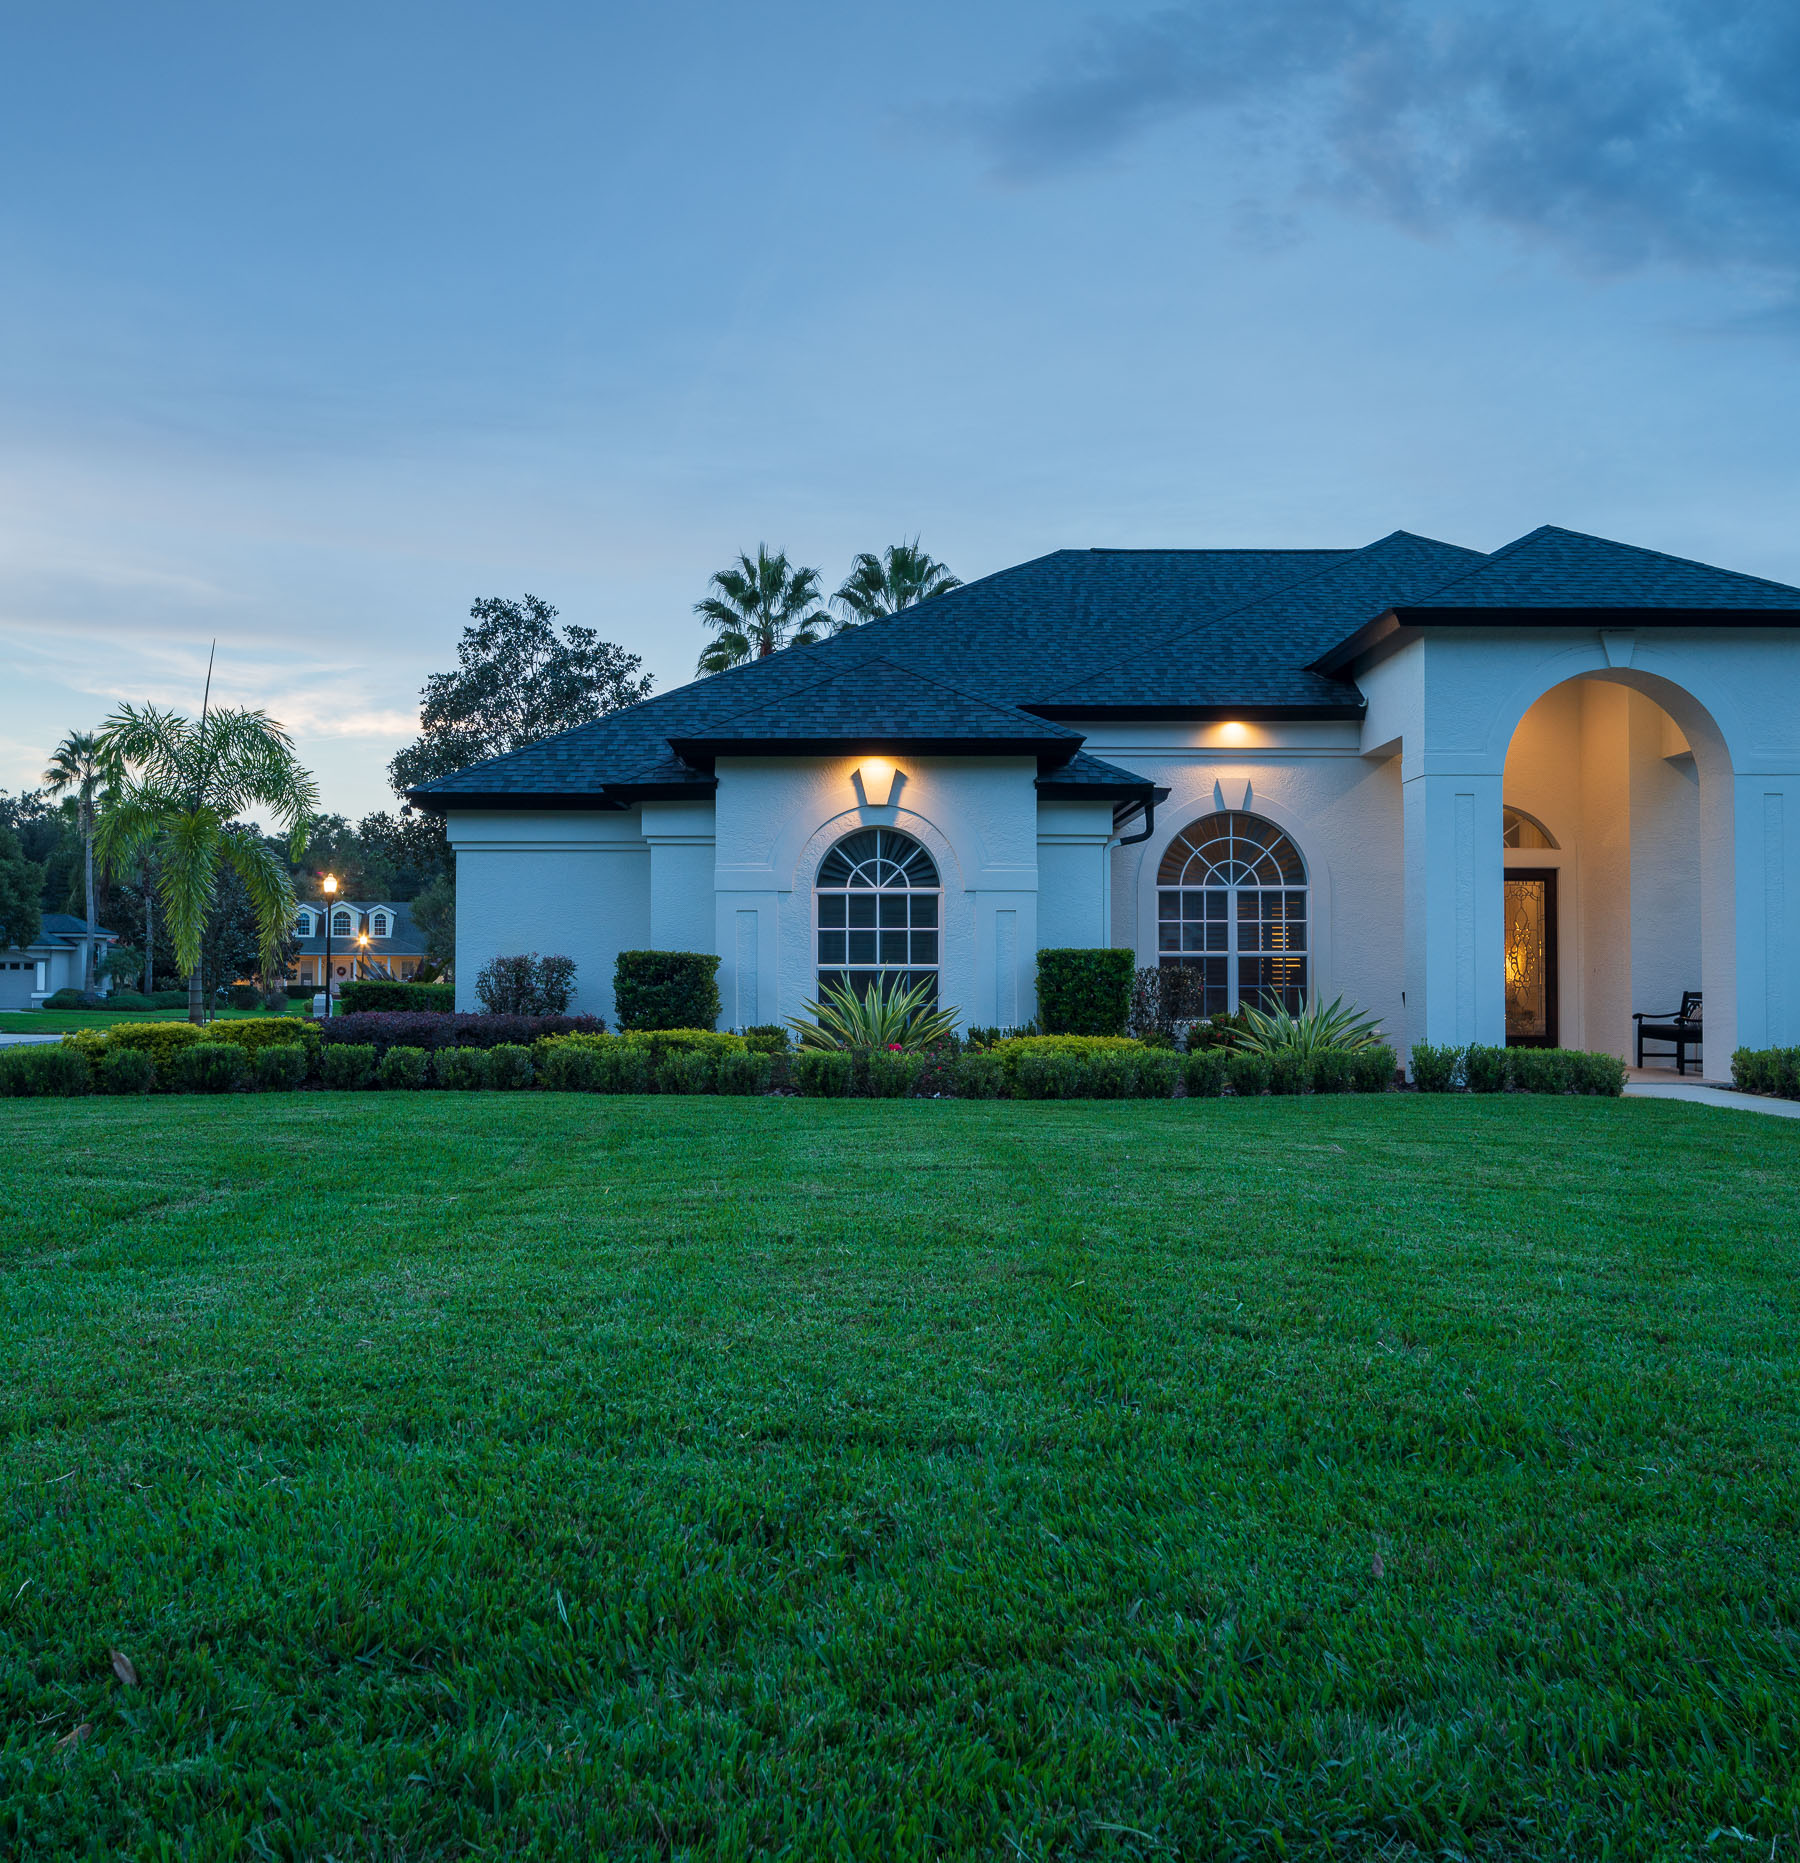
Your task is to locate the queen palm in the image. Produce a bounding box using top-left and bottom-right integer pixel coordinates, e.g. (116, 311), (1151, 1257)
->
(98, 695), (318, 1024)
(695, 546), (826, 675)
(42, 731), (113, 993)
(831, 539), (961, 631)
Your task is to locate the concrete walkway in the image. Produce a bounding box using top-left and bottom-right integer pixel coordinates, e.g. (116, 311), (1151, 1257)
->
(0, 1031), (64, 1047)
(1623, 1076), (1800, 1119)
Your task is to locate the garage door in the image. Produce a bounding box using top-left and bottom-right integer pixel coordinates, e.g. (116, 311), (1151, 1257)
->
(0, 959), (37, 1008)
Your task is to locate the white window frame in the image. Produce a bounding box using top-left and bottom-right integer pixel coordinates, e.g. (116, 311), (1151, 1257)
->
(1156, 811), (1309, 1017)
(813, 828), (943, 1003)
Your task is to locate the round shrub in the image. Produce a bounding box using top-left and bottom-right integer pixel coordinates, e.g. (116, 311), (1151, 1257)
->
(716, 1051), (773, 1096)
(434, 1048), (490, 1090)
(1308, 1050), (1354, 1095)
(1350, 1046), (1398, 1093)
(253, 1044), (308, 1092)
(539, 1043), (605, 1092)
(98, 1047), (158, 1095)
(1224, 1051), (1271, 1097)
(376, 1046), (430, 1091)
(658, 1050), (718, 1095)
(484, 1044), (534, 1090)
(169, 1042), (250, 1094)
(320, 1044), (378, 1091)
(1035, 949), (1134, 1036)
(1184, 1050), (1230, 1098)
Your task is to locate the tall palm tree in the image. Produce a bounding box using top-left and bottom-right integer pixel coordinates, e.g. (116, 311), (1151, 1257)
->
(42, 731), (113, 994)
(831, 539), (961, 631)
(98, 686), (318, 1025)
(695, 546), (826, 675)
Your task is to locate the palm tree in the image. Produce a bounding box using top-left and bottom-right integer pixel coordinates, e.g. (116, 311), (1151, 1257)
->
(42, 731), (113, 994)
(831, 539), (961, 631)
(694, 546), (826, 675)
(97, 688), (318, 1025)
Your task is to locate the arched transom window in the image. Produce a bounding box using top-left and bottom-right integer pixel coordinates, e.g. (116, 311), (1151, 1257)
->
(815, 828), (941, 1001)
(1502, 806), (1558, 850)
(1157, 811), (1308, 1016)
(331, 908), (354, 938)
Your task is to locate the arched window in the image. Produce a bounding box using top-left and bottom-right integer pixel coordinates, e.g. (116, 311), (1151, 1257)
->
(815, 828), (941, 1001)
(294, 910), (313, 937)
(370, 911), (391, 939)
(331, 908), (354, 938)
(1157, 811), (1307, 1016)
(1503, 806), (1558, 850)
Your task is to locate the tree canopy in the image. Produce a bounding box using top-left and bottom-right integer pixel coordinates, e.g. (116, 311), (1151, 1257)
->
(0, 823), (43, 952)
(832, 541), (961, 627)
(389, 596), (653, 797)
(694, 548), (826, 675)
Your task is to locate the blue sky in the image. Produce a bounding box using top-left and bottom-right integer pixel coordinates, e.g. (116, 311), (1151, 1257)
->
(4, 0), (1799, 817)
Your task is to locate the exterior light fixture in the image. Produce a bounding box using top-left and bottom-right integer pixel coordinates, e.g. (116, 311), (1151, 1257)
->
(1217, 720), (1250, 743)
(321, 874), (338, 1015)
(853, 759), (903, 808)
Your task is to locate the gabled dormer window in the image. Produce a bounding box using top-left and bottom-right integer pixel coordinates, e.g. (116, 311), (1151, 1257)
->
(294, 910), (313, 937)
(370, 910), (391, 939)
(331, 908), (354, 938)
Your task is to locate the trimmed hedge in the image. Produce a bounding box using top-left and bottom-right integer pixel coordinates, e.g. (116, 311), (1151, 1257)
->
(613, 951), (721, 1032)
(1036, 949), (1133, 1037)
(253, 1045), (308, 1092)
(1409, 1044), (1626, 1096)
(435, 1048), (490, 1091)
(316, 1012), (603, 1055)
(99, 1047), (157, 1095)
(376, 1046), (431, 1090)
(169, 1043), (250, 1094)
(0, 1045), (92, 1097)
(338, 980), (456, 1015)
(1732, 1047), (1800, 1099)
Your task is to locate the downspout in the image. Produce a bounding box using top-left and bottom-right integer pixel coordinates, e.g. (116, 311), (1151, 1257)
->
(1116, 787), (1167, 848)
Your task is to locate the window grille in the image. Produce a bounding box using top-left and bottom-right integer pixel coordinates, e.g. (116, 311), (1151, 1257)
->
(1156, 811), (1307, 1016)
(814, 828), (941, 1002)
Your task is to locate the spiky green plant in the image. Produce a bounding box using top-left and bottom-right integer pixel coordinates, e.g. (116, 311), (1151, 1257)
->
(1234, 994), (1386, 1057)
(97, 685), (318, 1025)
(787, 974), (960, 1053)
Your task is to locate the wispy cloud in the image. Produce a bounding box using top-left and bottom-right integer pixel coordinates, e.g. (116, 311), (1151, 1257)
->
(961, 1), (1800, 281)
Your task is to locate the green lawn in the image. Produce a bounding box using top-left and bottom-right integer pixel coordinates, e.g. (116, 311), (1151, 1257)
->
(0, 1006), (302, 1034)
(2, 1095), (1796, 1859)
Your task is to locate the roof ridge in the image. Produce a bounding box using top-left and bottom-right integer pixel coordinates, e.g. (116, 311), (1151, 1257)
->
(678, 650), (1084, 739)
(1025, 530), (1472, 705)
(1408, 524), (1800, 603)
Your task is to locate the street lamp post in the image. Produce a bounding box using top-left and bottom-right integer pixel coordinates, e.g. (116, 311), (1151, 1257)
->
(356, 931), (369, 984)
(322, 873), (338, 1017)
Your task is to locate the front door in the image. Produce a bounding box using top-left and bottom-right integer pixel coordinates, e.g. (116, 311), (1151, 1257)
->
(1504, 868), (1558, 1047)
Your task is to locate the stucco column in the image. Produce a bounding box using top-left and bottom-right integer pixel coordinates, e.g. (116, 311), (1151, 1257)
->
(1732, 771), (1800, 1053)
(1401, 770), (1507, 1055)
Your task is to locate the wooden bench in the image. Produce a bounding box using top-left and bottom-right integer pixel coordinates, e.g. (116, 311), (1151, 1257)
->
(1633, 992), (1702, 1075)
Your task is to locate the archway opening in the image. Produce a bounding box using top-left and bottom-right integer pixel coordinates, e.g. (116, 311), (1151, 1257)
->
(1502, 672), (1728, 1065)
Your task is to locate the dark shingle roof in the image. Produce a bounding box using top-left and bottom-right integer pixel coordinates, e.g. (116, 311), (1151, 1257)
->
(1397, 526), (1800, 614)
(1032, 531), (1485, 715)
(410, 527), (1800, 809)
(669, 656), (1083, 761)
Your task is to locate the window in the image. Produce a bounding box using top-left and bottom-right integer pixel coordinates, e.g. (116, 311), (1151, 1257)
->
(294, 910), (313, 937)
(331, 908), (353, 938)
(814, 827), (940, 1002)
(1157, 811), (1308, 1016)
(370, 911), (391, 939)
(1503, 806), (1558, 850)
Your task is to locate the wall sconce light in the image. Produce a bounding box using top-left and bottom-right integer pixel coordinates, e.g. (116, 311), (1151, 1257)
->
(851, 759), (904, 809)
(1217, 720), (1250, 744)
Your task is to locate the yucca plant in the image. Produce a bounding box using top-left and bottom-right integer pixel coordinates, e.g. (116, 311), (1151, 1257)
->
(1234, 994), (1385, 1057)
(787, 974), (960, 1053)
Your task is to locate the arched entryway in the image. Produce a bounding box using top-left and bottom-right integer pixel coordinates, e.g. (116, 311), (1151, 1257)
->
(1500, 669), (1734, 1066)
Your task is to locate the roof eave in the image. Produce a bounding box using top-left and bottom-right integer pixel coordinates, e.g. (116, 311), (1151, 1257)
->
(669, 735), (1081, 766)
(1022, 701), (1366, 723)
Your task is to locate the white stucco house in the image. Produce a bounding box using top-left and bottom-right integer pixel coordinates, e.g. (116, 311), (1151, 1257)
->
(0, 913), (120, 1008)
(411, 527), (1800, 1068)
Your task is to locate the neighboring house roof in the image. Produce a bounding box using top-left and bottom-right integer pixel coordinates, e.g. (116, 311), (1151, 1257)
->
(28, 913), (120, 951)
(290, 900), (424, 959)
(408, 527), (1800, 812)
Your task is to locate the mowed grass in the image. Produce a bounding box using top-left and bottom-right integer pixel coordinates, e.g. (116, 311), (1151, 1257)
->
(2, 1095), (1797, 1860)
